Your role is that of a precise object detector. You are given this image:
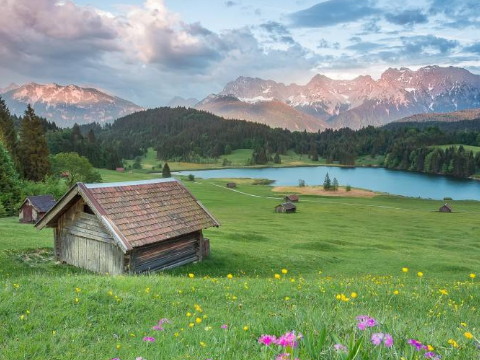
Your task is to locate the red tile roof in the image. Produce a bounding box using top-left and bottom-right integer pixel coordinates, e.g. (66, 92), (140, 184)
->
(82, 179), (219, 249)
(37, 179), (219, 251)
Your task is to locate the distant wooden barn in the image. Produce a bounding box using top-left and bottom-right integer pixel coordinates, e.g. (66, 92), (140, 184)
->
(275, 202), (297, 213)
(284, 194), (299, 202)
(226, 182), (237, 188)
(439, 203), (452, 213)
(19, 195), (56, 223)
(35, 179), (220, 274)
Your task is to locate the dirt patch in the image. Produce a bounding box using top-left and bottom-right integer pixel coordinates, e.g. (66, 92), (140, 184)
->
(272, 186), (376, 198)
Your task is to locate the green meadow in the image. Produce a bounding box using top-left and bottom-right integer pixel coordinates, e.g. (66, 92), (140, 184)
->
(1, 176), (479, 359)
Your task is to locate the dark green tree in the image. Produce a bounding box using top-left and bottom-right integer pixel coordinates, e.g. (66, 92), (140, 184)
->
(273, 152), (281, 164)
(332, 177), (339, 191)
(0, 142), (21, 215)
(132, 156), (142, 169)
(162, 162), (171, 178)
(18, 105), (51, 181)
(0, 96), (18, 163)
(323, 172), (331, 191)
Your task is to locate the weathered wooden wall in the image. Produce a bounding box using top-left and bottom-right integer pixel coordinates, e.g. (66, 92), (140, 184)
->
(56, 197), (124, 274)
(131, 231), (203, 273)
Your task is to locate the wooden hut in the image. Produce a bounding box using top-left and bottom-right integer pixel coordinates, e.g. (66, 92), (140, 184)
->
(439, 203), (452, 213)
(275, 202), (297, 213)
(284, 194), (299, 202)
(19, 195), (56, 223)
(35, 179), (220, 274)
(226, 182), (237, 188)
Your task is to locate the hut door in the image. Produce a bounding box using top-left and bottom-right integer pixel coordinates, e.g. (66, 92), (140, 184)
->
(23, 206), (33, 223)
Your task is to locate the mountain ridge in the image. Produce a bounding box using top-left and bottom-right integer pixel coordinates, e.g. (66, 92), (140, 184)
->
(0, 82), (143, 127)
(197, 65), (480, 130)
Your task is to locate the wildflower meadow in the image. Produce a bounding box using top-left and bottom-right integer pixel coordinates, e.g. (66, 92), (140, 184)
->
(0, 179), (479, 359)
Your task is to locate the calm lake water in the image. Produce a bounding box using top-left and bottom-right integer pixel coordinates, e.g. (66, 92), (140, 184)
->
(176, 166), (480, 200)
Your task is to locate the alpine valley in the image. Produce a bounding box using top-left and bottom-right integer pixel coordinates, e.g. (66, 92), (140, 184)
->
(195, 65), (480, 130)
(0, 83), (143, 127)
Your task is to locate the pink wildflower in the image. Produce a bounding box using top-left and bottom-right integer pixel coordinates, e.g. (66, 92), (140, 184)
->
(143, 337), (155, 342)
(356, 315), (377, 330)
(408, 339), (428, 351)
(424, 352), (441, 359)
(334, 343), (348, 352)
(371, 333), (384, 346)
(221, 324), (228, 329)
(258, 334), (277, 346)
(384, 333), (394, 347)
(275, 354), (290, 360)
(158, 318), (171, 324)
(152, 325), (164, 330)
(276, 331), (299, 348)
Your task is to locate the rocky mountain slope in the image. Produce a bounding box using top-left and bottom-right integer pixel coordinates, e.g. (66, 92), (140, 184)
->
(1, 83), (143, 127)
(195, 94), (327, 132)
(197, 66), (480, 130)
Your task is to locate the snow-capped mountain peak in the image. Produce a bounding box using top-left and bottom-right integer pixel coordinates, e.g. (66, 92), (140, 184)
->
(2, 82), (143, 127)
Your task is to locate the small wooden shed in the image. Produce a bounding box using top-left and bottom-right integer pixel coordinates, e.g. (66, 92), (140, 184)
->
(19, 195), (56, 223)
(284, 194), (299, 202)
(275, 202), (297, 213)
(35, 179), (220, 274)
(439, 203), (452, 213)
(226, 182), (237, 188)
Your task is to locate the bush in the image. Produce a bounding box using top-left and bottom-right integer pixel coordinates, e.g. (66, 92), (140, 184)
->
(188, 174), (195, 181)
(252, 178), (275, 185)
(0, 203), (7, 218)
(21, 176), (68, 200)
(346, 184), (351, 192)
(443, 197), (453, 201)
(298, 179), (306, 187)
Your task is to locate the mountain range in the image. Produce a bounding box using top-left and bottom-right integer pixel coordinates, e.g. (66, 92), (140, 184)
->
(195, 65), (480, 130)
(0, 83), (143, 127)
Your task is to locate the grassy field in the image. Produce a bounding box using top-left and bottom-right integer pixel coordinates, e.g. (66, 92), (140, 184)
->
(433, 144), (480, 154)
(1, 177), (479, 359)
(119, 148), (383, 174)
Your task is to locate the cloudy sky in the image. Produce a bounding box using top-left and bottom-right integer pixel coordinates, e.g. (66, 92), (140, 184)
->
(0, 0), (479, 107)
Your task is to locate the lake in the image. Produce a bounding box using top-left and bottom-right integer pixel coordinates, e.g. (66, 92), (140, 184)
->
(176, 166), (480, 200)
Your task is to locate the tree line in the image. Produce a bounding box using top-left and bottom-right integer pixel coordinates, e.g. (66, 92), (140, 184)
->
(0, 98), (101, 215)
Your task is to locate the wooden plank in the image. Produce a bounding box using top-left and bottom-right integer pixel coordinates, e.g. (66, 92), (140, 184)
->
(66, 228), (112, 243)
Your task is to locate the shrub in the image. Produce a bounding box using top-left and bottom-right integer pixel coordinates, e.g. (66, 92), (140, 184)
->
(252, 178), (275, 185)
(188, 174), (195, 181)
(298, 179), (305, 187)
(346, 184), (351, 192)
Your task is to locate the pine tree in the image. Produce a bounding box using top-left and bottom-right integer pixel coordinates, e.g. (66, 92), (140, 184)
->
(18, 105), (51, 181)
(0, 142), (21, 215)
(332, 177), (339, 191)
(323, 172), (331, 191)
(162, 162), (171, 178)
(0, 96), (18, 163)
(273, 152), (281, 164)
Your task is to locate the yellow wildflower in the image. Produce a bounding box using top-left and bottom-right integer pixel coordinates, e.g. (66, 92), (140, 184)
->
(417, 272), (424, 277)
(393, 290), (399, 295)
(227, 274), (233, 279)
(469, 273), (476, 279)
(195, 317), (202, 324)
(402, 267), (409, 273)
(200, 341), (206, 347)
(447, 339), (458, 347)
(281, 269), (288, 274)
(188, 273), (195, 278)
(439, 289), (448, 295)
(243, 326), (249, 331)
(274, 274), (281, 279)
(464, 332), (474, 339)
(427, 345), (434, 351)
(350, 292), (358, 299)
